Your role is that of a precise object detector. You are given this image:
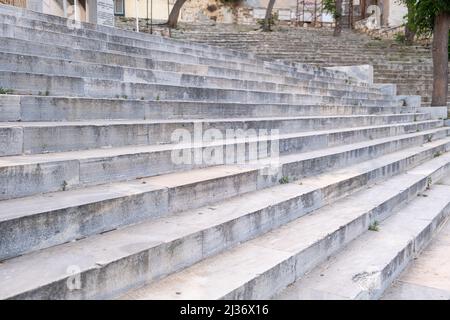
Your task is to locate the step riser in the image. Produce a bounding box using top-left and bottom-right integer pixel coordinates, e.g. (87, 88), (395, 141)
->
(1, 122), (443, 200)
(0, 73), (400, 105)
(0, 96), (415, 122)
(6, 142), (450, 300)
(0, 52), (383, 95)
(175, 33), (443, 103)
(360, 203), (450, 300)
(0, 37), (375, 91)
(1, 130), (448, 261)
(278, 182), (450, 300)
(3, 13), (366, 86)
(0, 68), (389, 102)
(0, 17), (256, 65)
(118, 45), (356, 86)
(0, 23), (258, 74)
(0, 4), (447, 302)
(1, 115), (429, 156)
(0, 22), (354, 87)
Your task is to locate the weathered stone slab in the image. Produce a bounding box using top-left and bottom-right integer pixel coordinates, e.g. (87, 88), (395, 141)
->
(325, 65), (374, 85)
(419, 106), (448, 120)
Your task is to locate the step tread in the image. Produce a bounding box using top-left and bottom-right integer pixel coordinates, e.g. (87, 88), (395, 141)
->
(119, 152), (450, 300)
(1, 94), (406, 106)
(0, 3), (446, 302)
(1, 138), (450, 299)
(0, 164), (248, 222)
(0, 113), (426, 128)
(275, 183), (450, 300)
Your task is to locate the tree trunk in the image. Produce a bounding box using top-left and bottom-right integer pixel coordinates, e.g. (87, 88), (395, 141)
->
(334, 0), (343, 36)
(263, 0), (276, 32)
(349, 0), (354, 29)
(167, 0), (188, 28)
(431, 11), (450, 107)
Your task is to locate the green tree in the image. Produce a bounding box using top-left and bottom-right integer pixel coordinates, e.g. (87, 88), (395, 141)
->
(323, 0), (342, 36)
(401, 0), (450, 106)
(263, 0), (277, 32)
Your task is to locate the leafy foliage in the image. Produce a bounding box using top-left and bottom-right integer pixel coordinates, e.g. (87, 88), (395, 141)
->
(401, 0), (450, 36)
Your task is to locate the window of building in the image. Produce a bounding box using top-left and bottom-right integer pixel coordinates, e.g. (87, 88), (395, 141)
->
(114, 0), (125, 16)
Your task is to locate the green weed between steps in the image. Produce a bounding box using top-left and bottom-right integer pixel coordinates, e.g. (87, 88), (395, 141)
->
(368, 221), (380, 232)
(38, 91), (50, 96)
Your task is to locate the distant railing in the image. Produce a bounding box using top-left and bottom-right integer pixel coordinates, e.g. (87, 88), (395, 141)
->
(0, 0), (27, 8)
(295, 0), (325, 27)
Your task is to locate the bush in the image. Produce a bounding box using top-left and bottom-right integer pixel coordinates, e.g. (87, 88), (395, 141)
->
(257, 12), (279, 30)
(0, 87), (13, 94)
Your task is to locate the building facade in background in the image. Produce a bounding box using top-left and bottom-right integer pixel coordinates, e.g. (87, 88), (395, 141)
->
(111, 0), (407, 28)
(0, 0), (115, 25)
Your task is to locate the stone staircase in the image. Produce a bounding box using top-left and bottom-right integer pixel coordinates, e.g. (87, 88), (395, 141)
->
(172, 24), (450, 107)
(1, 4), (450, 300)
